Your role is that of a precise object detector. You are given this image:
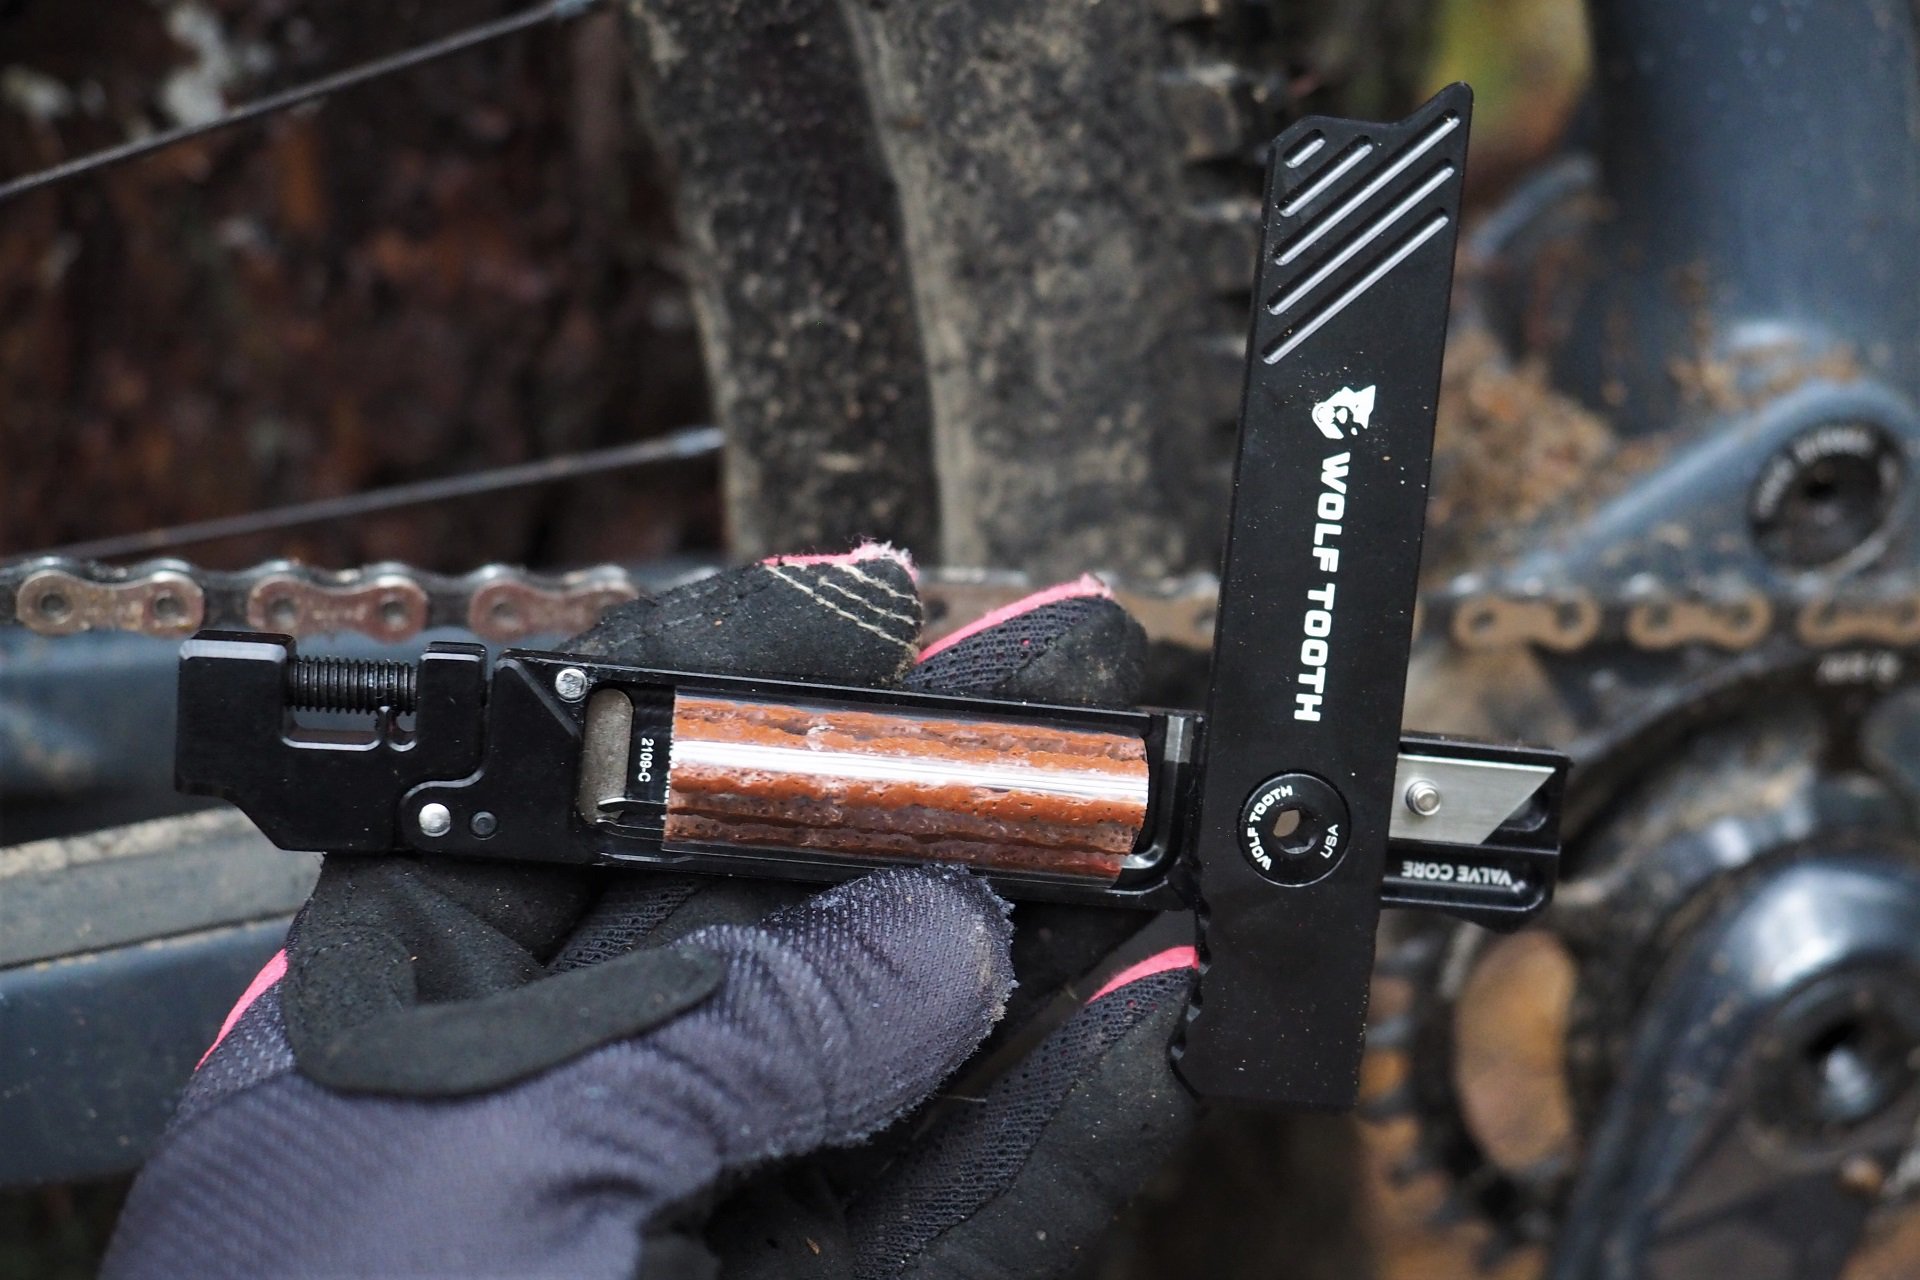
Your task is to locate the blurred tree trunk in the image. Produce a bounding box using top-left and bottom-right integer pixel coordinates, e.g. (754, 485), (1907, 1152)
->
(630, 0), (1441, 577)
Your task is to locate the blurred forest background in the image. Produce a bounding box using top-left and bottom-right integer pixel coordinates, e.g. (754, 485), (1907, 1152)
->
(0, 0), (1585, 1275)
(0, 0), (715, 571)
(0, 0), (1583, 571)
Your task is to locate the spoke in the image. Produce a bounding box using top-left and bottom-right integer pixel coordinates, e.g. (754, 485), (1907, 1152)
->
(0, 0), (605, 206)
(37, 425), (723, 561)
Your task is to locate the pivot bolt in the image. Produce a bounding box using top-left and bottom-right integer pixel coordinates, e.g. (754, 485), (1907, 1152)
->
(417, 802), (452, 838)
(1405, 779), (1443, 817)
(1238, 773), (1351, 887)
(554, 667), (589, 702)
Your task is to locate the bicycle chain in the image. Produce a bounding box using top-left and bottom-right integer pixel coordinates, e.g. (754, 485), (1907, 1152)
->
(0, 557), (642, 646)
(9, 553), (1920, 656)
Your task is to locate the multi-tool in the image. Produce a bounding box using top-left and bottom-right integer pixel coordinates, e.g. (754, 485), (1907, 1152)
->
(171, 84), (1569, 1109)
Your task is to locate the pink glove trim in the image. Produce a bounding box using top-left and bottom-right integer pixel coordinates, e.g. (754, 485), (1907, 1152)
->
(763, 542), (917, 577)
(1087, 945), (1198, 1003)
(196, 949), (287, 1069)
(916, 575), (1112, 662)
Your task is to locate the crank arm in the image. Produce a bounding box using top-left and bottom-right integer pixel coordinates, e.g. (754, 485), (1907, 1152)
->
(174, 85), (1537, 1109)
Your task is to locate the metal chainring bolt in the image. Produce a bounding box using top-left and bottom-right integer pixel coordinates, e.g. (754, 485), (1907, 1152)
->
(1405, 779), (1443, 817)
(554, 666), (589, 702)
(417, 802), (453, 838)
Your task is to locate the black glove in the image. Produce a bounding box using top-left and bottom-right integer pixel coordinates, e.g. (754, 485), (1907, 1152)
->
(104, 546), (1200, 1279)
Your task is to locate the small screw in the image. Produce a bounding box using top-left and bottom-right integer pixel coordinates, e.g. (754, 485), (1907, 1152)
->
(1405, 779), (1443, 817)
(417, 802), (452, 837)
(469, 811), (498, 839)
(554, 666), (589, 702)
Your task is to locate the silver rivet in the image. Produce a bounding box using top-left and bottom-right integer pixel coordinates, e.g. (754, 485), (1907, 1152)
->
(554, 667), (589, 702)
(417, 802), (452, 837)
(1405, 779), (1442, 817)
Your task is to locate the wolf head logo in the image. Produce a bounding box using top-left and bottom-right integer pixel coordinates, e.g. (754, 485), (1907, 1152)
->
(1311, 385), (1376, 440)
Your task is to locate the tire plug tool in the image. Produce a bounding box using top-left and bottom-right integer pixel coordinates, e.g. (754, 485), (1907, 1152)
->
(174, 84), (1562, 1109)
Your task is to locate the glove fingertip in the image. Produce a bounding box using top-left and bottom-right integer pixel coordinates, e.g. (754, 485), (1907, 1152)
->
(789, 865), (1018, 1024)
(763, 540), (917, 581)
(909, 589), (1146, 705)
(916, 574), (1109, 663)
(669, 866), (1017, 1159)
(565, 544), (923, 684)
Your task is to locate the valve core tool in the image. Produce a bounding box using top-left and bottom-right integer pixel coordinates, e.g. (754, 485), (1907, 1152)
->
(173, 84), (1565, 1109)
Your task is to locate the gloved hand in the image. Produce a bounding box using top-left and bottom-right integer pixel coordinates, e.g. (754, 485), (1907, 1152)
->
(104, 546), (1200, 1280)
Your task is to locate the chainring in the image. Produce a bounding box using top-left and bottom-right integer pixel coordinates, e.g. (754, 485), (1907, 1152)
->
(1358, 635), (1920, 1278)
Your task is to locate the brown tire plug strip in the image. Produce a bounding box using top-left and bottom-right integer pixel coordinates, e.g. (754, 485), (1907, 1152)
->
(663, 695), (1151, 880)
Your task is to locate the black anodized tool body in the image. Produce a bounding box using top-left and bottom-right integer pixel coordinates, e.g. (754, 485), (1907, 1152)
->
(1174, 84), (1474, 1107)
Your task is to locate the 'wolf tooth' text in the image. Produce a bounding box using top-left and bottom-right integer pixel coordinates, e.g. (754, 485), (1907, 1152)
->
(1295, 451), (1350, 722)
